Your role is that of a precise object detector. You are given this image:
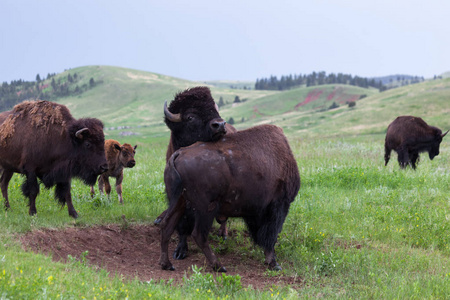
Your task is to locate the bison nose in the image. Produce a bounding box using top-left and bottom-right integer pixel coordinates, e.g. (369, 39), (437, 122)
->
(128, 160), (136, 168)
(210, 119), (226, 135)
(99, 164), (108, 174)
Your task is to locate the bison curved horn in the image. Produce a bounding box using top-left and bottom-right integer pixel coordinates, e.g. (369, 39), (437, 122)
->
(215, 102), (219, 112)
(164, 101), (182, 123)
(442, 130), (449, 138)
(75, 128), (90, 140)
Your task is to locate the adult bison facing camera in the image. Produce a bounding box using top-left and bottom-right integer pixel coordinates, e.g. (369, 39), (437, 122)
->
(160, 124), (300, 272)
(155, 87), (237, 260)
(385, 116), (448, 169)
(0, 100), (108, 218)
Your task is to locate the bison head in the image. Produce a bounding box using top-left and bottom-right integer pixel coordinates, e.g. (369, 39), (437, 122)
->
(69, 118), (108, 185)
(428, 128), (449, 160)
(114, 143), (137, 168)
(164, 87), (227, 148)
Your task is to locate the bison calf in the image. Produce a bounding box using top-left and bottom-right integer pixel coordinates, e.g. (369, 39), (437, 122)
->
(90, 139), (137, 203)
(385, 116), (448, 169)
(160, 124), (300, 272)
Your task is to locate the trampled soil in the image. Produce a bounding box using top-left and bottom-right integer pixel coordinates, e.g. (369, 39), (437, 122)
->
(20, 222), (303, 290)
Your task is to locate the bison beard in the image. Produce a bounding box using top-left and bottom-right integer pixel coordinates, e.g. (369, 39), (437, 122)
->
(384, 116), (448, 169)
(160, 124), (300, 272)
(0, 100), (108, 218)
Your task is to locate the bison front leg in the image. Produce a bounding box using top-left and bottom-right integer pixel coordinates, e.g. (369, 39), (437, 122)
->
(115, 171), (124, 204)
(1, 170), (14, 210)
(410, 152), (419, 170)
(22, 173), (40, 216)
(55, 182), (78, 218)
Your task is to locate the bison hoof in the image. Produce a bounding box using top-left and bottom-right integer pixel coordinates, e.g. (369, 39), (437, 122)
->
(268, 263), (282, 271)
(173, 246), (188, 260)
(161, 263), (175, 271)
(153, 217), (162, 225)
(69, 211), (78, 219)
(214, 266), (227, 273)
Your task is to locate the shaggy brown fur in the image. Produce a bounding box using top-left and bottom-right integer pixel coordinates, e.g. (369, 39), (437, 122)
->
(0, 100), (71, 145)
(0, 100), (108, 218)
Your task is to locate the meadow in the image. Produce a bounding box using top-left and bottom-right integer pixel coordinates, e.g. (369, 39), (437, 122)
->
(0, 67), (449, 298)
(1, 131), (449, 299)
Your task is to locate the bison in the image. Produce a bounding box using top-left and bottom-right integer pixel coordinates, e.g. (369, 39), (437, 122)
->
(385, 116), (448, 169)
(0, 100), (108, 218)
(160, 124), (300, 272)
(90, 139), (137, 203)
(156, 87), (237, 260)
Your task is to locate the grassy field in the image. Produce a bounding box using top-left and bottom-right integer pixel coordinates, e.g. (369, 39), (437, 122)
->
(1, 67), (450, 298)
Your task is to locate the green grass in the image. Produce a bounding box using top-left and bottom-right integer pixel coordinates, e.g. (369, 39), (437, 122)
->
(1, 67), (450, 298)
(1, 134), (450, 298)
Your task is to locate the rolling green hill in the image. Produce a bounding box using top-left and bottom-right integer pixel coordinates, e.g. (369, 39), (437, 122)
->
(40, 65), (450, 141)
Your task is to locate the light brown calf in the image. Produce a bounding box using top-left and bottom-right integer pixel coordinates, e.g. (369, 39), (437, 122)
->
(91, 139), (137, 203)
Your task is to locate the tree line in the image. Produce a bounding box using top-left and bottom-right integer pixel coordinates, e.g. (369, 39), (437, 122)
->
(0, 72), (100, 112)
(255, 71), (387, 91)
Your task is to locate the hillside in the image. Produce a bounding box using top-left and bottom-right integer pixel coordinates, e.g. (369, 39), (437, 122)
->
(6, 65), (450, 140)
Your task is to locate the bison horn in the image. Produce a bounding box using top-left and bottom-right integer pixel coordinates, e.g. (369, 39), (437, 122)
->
(75, 128), (89, 139)
(442, 130), (449, 138)
(164, 101), (182, 123)
(215, 103), (219, 112)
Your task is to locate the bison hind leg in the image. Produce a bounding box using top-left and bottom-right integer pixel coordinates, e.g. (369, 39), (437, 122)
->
(173, 209), (195, 260)
(1, 170), (14, 210)
(397, 149), (410, 169)
(191, 210), (226, 272)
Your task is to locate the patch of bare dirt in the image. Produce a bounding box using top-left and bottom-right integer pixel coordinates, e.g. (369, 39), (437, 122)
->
(20, 223), (303, 290)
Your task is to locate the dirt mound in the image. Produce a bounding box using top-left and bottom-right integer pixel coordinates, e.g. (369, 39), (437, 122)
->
(20, 223), (302, 290)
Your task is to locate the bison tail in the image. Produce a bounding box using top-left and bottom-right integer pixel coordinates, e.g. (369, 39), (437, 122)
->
(164, 152), (184, 207)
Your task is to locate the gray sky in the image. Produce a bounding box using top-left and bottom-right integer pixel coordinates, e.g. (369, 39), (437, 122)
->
(1, 0), (449, 83)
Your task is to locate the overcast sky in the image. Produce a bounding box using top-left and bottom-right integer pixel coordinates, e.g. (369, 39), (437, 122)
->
(1, 0), (449, 83)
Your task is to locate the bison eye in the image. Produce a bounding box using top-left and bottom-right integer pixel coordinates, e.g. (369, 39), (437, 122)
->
(187, 116), (194, 121)
(123, 152), (128, 157)
(85, 142), (91, 148)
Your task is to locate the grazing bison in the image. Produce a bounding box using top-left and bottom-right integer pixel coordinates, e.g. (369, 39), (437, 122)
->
(160, 124), (300, 272)
(385, 116), (449, 169)
(156, 86), (237, 260)
(90, 139), (137, 203)
(0, 100), (108, 218)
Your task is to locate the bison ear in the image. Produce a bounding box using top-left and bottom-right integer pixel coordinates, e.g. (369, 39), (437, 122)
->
(75, 128), (90, 140)
(114, 144), (121, 151)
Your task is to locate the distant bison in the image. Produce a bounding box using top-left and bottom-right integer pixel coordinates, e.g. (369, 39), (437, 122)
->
(385, 116), (449, 169)
(0, 100), (108, 218)
(160, 124), (300, 272)
(157, 87), (237, 259)
(90, 139), (137, 203)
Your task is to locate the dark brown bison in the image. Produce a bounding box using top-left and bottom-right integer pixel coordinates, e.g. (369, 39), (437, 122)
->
(160, 124), (300, 272)
(156, 86), (237, 260)
(0, 100), (108, 218)
(385, 116), (448, 169)
(90, 139), (137, 204)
